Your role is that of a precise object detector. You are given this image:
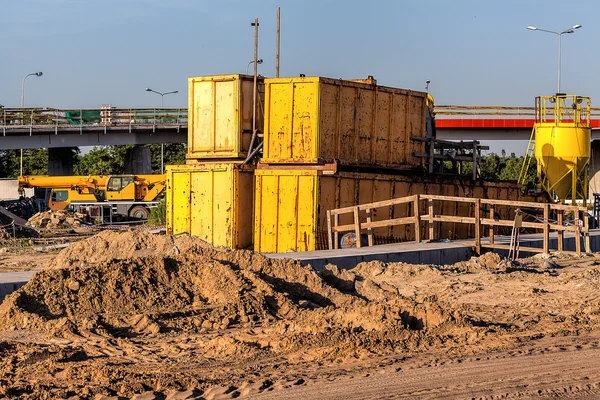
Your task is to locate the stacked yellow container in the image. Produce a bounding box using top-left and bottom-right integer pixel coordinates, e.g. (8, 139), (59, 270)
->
(254, 76), (430, 253)
(166, 74), (263, 249)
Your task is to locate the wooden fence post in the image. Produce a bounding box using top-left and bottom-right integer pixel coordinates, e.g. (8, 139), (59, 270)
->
(474, 198), (481, 254)
(543, 204), (549, 254)
(557, 209), (564, 252)
(327, 210), (333, 250)
(489, 205), (495, 245)
(334, 213), (340, 250)
(585, 213), (590, 253)
(428, 198), (434, 241)
(414, 194), (421, 243)
(353, 206), (361, 248)
(366, 208), (374, 246)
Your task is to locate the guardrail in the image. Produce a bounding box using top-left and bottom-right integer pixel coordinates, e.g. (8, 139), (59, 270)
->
(434, 105), (600, 119)
(0, 107), (188, 128)
(326, 194), (590, 255)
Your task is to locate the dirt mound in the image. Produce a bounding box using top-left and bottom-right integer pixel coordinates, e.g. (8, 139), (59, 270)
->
(0, 231), (462, 361)
(48, 229), (212, 269)
(26, 210), (88, 229)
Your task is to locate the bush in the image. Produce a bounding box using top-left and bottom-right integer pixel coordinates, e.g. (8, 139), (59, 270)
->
(148, 201), (166, 225)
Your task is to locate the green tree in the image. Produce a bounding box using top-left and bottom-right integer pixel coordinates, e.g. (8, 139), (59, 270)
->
(147, 143), (187, 173)
(74, 146), (125, 175)
(0, 149), (50, 177)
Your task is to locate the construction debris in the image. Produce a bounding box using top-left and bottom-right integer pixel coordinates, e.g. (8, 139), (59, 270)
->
(25, 210), (89, 229)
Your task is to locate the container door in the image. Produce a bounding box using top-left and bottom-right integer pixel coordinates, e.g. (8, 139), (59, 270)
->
(189, 166), (234, 248)
(255, 171), (317, 252)
(264, 79), (320, 163)
(189, 78), (240, 156)
(168, 171), (191, 235)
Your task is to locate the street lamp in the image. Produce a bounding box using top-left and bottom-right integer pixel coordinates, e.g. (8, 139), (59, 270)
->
(145, 88), (178, 108)
(145, 88), (178, 174)
(246, 59), (263, 75)
(20, 71), (43, 176)
(527, 24), (582, 93)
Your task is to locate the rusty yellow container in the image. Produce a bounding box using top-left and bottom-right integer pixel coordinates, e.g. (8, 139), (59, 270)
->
(166, 162), (254, 249)
(262, 76), (427, 168)
(254, 168), (537, 253)
(187, 74), (264, 159)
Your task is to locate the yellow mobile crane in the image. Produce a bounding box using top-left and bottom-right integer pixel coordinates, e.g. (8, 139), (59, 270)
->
(18, 174), (166, 220)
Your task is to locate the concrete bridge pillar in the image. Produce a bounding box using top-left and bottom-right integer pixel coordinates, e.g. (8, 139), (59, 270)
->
(47, 148), (75, 176)
(124, 145), (152, 174)
(589, 141), (600, 202)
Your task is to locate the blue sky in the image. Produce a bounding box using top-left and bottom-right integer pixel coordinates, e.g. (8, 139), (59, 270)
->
(2, 0), (596, 153)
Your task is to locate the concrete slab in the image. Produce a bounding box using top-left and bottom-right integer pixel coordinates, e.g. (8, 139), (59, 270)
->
(0, 271), (37, 302)
(266, 230), (600, 270)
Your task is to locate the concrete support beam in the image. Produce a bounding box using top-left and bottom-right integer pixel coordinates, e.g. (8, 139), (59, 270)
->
(589, 141), (600, 201)
(47, 147), (75, 176)
(124, 145), (152, 174)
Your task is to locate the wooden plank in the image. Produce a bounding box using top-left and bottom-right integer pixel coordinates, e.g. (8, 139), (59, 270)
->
(585, 214), (591, 253)
(480, 198), (545, 208)
(557, 210), (563, 252)
(421, 194), (478, 203)
(421, 215), (477, 224)
(428, 137), (434, 174)
(329, 195), (416, 215)
(333, 216), (417, 232)
(334, 213), (339, 250)
(366, 208), (374, 246)
(543, 204), (549, 254)
(428, 199), (434, 241)
(364, 216), (420, 229)
(489, 206), (495, 245)
(327, 210), (333, 250)
(354, 206), (361, 248)
(475, 198), (481, 254)
(413, 152), (486, 162)
(575, 224), (581, 255)
(482, 243), (579, 254)
(414, 194), (421, 243)
(480, 218), (545, 230)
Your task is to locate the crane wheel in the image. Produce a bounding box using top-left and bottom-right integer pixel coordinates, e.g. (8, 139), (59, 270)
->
(129, 205), (149, 219)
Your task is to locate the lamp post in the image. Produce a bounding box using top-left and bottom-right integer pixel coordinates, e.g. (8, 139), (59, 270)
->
(527, 24), (582, 93)
(20, 71), (43, 177)
(246, 59), (263, 75)
(145, 88), (178, 108)
(145, 88), (178, 174)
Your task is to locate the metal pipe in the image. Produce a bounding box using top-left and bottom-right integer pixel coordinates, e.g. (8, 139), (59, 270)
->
(245, 18), (260, 164)
(276, 7), (280, 78)
(253, 18), (259, 139)
(20, 71), (43, 177)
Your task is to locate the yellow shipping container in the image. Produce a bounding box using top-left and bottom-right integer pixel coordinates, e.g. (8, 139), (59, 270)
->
(166, 162), (254, 249)
(254, 168), (537, 253)
(262, 76), (428, 168)
(187, 74), (264, 159)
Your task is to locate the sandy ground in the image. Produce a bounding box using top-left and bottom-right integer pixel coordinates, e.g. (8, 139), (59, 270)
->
(1, 230), (600, 399)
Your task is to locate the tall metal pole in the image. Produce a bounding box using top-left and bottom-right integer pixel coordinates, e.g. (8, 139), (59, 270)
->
(276, 7), (280, 78)
(20, 72), (43, 177)
(557, 34), (562, 93)
(244, 19), (260, 164)
(252, 18), (259, 141)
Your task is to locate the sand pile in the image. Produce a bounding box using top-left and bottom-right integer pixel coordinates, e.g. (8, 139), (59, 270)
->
(48, 229), (212, 269)
(0, 230), (463, 359)
(26, 210), (88, 229)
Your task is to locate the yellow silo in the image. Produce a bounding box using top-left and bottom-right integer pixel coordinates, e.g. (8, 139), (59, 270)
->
(533, 94), (591, 204)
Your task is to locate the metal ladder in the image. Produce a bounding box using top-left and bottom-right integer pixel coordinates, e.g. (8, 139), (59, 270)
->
(518, 126), (536, 184)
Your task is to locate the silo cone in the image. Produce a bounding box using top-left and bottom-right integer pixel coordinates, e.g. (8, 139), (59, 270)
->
(533, 95), (591, 204)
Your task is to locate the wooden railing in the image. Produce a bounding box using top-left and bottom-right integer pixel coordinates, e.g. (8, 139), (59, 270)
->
(326, 195), (590, 255)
